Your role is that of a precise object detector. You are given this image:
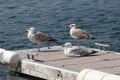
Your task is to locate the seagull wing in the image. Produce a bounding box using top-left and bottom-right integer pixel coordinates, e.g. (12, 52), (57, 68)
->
(69, 47), (90, 56)
(69, 47), (81, 56)
(72, 29), (93, 39)
(34, 32), (51, 42)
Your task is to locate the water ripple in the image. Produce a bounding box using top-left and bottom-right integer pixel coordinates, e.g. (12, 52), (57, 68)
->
(0, 0), (120, 52)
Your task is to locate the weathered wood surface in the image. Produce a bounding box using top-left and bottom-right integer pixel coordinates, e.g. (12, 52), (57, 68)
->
(20, 60), (78, 80)
(17, 47), (120, 76)
(5, 46), (119, 80)
(38, 51), (120, 75)
(15, 47), (79, 80)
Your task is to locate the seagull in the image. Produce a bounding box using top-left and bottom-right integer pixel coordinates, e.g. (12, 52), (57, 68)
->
(27, 27), (57, 52)
(69, 24), (95, 46)
(62, 42), (97, 57)
(0, 48), (5, 53)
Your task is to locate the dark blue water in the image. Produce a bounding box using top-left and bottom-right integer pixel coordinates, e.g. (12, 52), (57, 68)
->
(0, 0), (120, 79)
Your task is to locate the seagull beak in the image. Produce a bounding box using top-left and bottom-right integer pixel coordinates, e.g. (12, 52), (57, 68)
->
(61, 45), (65, 48)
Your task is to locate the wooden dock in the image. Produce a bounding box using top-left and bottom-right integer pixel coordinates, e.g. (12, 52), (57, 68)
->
(1, 46), (120, 80)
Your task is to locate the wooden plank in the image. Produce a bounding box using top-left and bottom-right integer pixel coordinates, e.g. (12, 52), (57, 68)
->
(35, 51), (72, 61)
(65, 59), (120, 72)
(44, 53), (120, 67)
(10, 47), (120, 79)
(38, 52), (120, 62)
(18, 48), (120, 62)
(98, 66), (120, 75)
(20, 60), (79, 80)
(17, 49), (72, 61)
(19, 50), (120, 72)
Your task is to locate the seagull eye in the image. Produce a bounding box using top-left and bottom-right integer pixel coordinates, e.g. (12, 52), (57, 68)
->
(71, 25), (74, 27)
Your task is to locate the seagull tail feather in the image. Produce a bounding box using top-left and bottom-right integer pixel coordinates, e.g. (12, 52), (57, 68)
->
(49, 37), (57, 42)
(91, 36), (96, 39)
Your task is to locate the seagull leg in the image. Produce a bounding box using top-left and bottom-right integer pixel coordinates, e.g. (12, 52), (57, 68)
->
(37, 44), (40, 52)
(78, 41), (81, 47)
(47, 42), (50, 49)
(34, 44), (40, 53)
(37, 48), (40, 52)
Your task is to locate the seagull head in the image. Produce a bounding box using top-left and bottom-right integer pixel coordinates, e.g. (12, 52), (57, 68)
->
(69, 24), (76, 28)
(27, 27), (36, 33)
(62, 42), (73, 48)
(0, 48), (5, 53)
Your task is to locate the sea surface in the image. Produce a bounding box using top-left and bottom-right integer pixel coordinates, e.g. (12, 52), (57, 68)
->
(0, 0), (120, 79)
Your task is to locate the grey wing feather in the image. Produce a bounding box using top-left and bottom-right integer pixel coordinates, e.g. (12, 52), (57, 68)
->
(34, 32), (51, 42)
(69, 48), (81, 55)
(73, 29), (92, 39)
(70, 47), (90, 56)
(82, 31), (92, 39)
